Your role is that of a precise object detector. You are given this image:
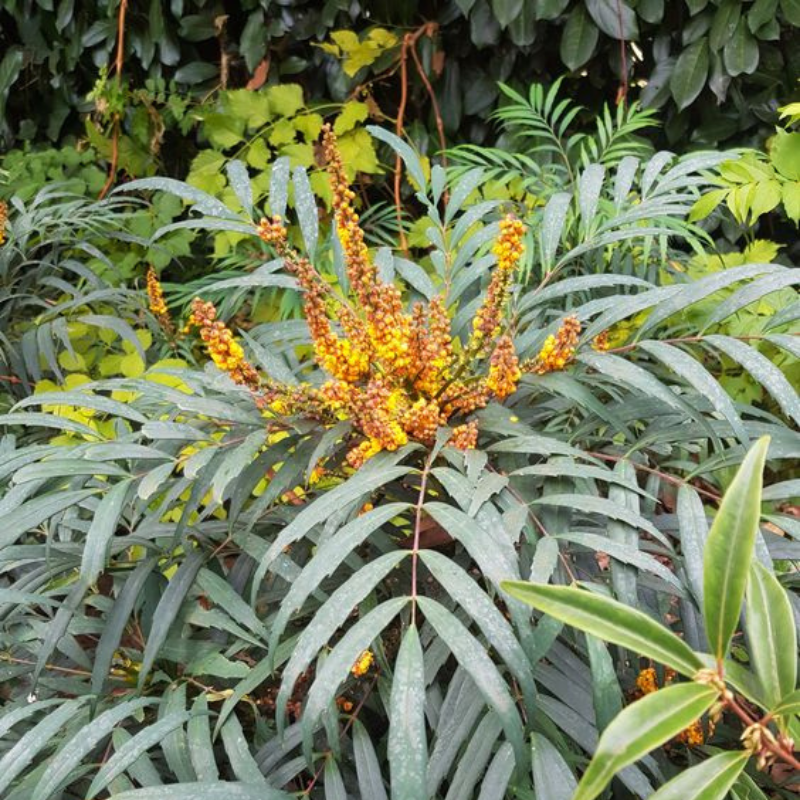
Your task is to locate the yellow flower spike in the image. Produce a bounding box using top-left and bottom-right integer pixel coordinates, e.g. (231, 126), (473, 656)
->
(528, 316), (581, 375)
(351, 649), (374, 677)
(186, 298), (260, 389)
(486, 335), (522, 400)
(469, 215), (526, 354)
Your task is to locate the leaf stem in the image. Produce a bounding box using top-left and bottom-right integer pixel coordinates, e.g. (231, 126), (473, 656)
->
(410, 448), (436, 625)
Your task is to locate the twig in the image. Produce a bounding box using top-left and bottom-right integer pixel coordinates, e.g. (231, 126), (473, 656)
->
(98, 0), (128, 200)
(410, 448), (436, 625)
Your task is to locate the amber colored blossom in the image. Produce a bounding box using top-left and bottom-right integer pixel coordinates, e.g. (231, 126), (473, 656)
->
(449, 420), (479, 450)
(0, 201), (6, 245)
(257, 215), (288, 248)
(528, 315), (581, 374)
(636, 667), (658, 695)
(411, 295), (454, 395)
(322, 124), (376, 305)
(245, 133), (533, 467)
(186, 298), (259, 389)
(469, 215), (526, 353)
(146, 267), (174, 335)
(486, 335), (521, 400)
(402, 398), (442, 445)
(351, 650), (374, 677)
(592, 329), (610, 352)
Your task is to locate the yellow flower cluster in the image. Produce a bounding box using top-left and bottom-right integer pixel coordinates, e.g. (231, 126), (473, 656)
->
(0, 201), (6, 245)
(210, 129), (536, 467)
(635, 667), (712, 746)
(486, 335), (522, 400)
(146, 267), (173, 334)
(351, 649), (374, 677)
(528, 315), (581, 374)
(469, 215), (525, 353)
(185, 298), (259, 390)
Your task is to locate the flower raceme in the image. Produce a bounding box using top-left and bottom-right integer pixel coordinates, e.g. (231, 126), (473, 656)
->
(187, 126), (581, 468)
(0, 200), (7, 245)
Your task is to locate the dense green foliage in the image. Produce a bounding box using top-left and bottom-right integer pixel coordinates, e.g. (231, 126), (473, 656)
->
(0, 2), (798, 798)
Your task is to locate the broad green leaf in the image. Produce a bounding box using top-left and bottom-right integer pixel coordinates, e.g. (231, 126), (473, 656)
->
(82, 478), (133, 585)
(648, 751), (749, 800)
(196, 568), (268, 642)
(226, 159), (253, 217)
(606, 459), (639, 606)
(85, 713), (194, 798)
(293, 166), (318, 255)
(670, 38), (709, 110)
(220, 714), (268, 785)
(139, 550), (205, 687)
(540, 192), (572, 267)
(444, 712), (503, 799)
(585, 0), (638, 39)
(269, 156), (291, 219)
(367, 126), (427, 193)
(500, 582), (703, 676)
(211, 431), (264, 503)
(531, 733), (577, 800)
(677, 486), (708, 605)
(187, 695), (218, 781)
(389, 625), (428, 800)
(703, 436), (770, 659)
(574, 683), (718, 800)
(560, 7), (598, 70)
(0, 698), (90, 796)
(324, 758), (347, 800)
(353, 719), (389, 800)
(586, 636), (623, 732)
(746, 561), (796, 707)
(0, 700), (65, 741)
(771, 688), (800, 717)
(32, 698), (155, 800)
(418, 597), (528, 772)
(707, 337), (800, 426)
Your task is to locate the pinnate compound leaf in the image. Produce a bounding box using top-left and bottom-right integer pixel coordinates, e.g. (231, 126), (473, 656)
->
(32, 698), (155, 800)
(746, 561), (796, 708)
(574, 684), (718, 800)
(278, 555), (407, 732)
(703, 436), (769, 659)
(417, 597), (528, 773)
(389, 625), (428, 800)
(648, 751), (749, 800)
(85, 713), (194, 798)
(0, 698), (90, 796)
(500, 582), (703, 676)
(301, 598), (409, 759)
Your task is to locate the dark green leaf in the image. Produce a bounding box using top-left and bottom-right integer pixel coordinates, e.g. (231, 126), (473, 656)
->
(648, 751), (749, 800)
(500, 582), (703, 676)
(703, 436), (769, 659)
(574, 684), (718, 800)
(670, 38), (710, 110)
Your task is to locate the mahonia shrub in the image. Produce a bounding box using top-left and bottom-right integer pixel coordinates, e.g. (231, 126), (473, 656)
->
(0, 125), (798, 799)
